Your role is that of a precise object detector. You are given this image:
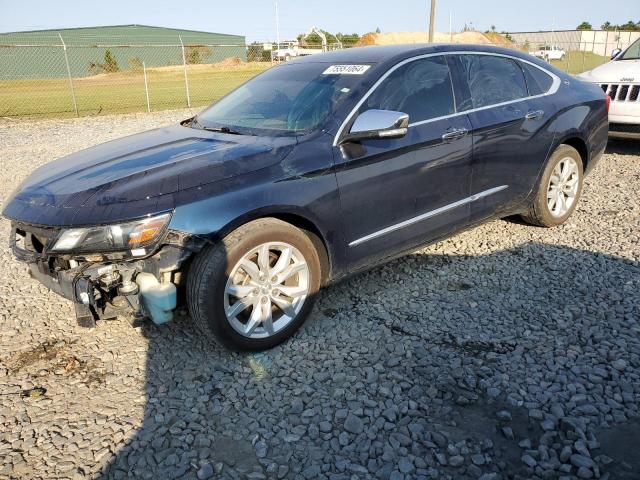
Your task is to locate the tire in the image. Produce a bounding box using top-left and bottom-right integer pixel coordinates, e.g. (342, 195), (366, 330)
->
(187, 218), (322, 351)
(521, 144), (584, 227)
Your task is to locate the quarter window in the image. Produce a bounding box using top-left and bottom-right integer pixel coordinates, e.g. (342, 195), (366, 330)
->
(359, 55), (455, 124)
(521, 62), (554, 95)
(458, 55), (528, 108)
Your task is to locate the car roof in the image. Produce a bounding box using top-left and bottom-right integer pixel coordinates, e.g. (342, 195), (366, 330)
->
(291, 43), (535, 65)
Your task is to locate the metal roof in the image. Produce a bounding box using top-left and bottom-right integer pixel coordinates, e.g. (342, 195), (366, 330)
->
(0, 24), (245, 46)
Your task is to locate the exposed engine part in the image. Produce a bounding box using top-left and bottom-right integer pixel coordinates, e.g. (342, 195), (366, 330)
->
(98, 267), (122, 290)
(136, 273), (177, 325)
(118, 269), (139, 296)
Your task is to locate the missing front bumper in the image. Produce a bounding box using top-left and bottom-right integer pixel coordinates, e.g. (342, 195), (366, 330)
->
(9, 223), (203, 327)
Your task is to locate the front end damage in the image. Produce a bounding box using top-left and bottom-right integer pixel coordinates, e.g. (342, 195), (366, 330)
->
(10, 223), (205, 327)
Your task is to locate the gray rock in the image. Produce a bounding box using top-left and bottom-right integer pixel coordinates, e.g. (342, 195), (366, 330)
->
(571, 454), (595, 469)
(289, 398), (304, 414)
(613, 359), (627, 371)
(501, 427), (514, 440)
(398, 457), (413, 473)
(344, 414), (364, 434)
(197, 463), (214, 480)
(496, 410), (512, 421)
(577, 466), (594, 479)
(521, 454), (537, 468)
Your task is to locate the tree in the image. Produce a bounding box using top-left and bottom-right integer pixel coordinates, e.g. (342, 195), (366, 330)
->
(185, 45), (211, 64)
(619, 20), (640, 31)
(129, 57), (143, 72)
(247, 43), (271, 62)
(601, 20), (640, 31)
(490, 25), (496, 32)
(335, 32), (360, 47)
(375, 27), (381, 34)
(103, 50), (119, 73)
(576, 21), (592, 30)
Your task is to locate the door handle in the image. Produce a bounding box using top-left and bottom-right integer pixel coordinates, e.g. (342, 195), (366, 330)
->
(525, 110), (544, 120)
(441, 128), (468, 142)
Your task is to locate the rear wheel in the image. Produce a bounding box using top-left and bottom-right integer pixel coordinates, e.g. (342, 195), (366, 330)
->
(521, 144), (584, 227)
(187, 218), (322, 350)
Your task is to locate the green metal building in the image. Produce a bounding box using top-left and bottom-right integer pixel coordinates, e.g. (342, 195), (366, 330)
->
(0, 24), (247, 80)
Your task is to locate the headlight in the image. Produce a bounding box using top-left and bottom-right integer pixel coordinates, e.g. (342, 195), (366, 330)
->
(50, 213), (171, 254)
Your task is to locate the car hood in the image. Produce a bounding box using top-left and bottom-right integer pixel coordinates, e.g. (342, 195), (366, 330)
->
(3, 124), (296, 226)
(577, 59), (640, 83)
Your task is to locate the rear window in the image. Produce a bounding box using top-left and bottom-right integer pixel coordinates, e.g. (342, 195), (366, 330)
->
(520, 62), (554, 95)
(458, 55), (528, 108)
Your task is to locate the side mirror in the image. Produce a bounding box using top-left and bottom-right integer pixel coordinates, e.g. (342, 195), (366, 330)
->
(611, 48), (622, 60)
(340, 109), (409, 144)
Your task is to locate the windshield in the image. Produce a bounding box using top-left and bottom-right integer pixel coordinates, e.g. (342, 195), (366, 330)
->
(620, 39), (640, 60)
(195, 62), (370, 135)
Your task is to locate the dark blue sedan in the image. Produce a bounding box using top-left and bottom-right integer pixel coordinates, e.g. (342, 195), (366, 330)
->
(3, 44), (608, 350)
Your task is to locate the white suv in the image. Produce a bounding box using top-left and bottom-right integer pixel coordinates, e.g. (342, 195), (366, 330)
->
(577, 38), (640, 139)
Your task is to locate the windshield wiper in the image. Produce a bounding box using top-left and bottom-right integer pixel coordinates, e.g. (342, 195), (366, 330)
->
(201, 126), (245, 135)
(188, 117), (248, 135)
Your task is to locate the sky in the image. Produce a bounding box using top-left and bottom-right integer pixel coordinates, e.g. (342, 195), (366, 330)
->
(0, 0), (637, 41)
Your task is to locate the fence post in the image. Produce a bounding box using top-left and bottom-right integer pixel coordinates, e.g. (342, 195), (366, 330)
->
(604, 30), (610, 65)
(179, 35), (191, 108)
(143, 61), (151, 113)
(58, 33), (78, 117)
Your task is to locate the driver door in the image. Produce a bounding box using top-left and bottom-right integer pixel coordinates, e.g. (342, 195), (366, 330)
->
(333, 55), (474, 272)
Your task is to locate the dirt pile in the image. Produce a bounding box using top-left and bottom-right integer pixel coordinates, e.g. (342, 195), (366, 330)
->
(357, 30), (516, 47)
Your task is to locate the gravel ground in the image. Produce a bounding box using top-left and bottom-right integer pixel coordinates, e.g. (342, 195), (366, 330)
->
(0, 111), (639, 480)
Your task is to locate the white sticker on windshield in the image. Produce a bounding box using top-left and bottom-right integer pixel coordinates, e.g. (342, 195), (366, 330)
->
(323, 64), (371, 75)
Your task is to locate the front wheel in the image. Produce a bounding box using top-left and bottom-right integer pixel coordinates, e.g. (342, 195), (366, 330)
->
(521, 144), (584, 227)
(187, 218), (322, 350)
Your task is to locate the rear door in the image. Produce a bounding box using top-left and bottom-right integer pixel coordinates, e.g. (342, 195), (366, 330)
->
(447, 54), (557, 222)
(334, 55), (473, 271)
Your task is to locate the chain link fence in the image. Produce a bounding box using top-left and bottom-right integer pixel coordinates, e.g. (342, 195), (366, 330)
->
(2, 29), (638, 119)
(506, 29), (640, 75)
(0, 32), (275, 118)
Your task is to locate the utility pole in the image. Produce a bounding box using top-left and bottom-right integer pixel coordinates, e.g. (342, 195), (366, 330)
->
(275, 1), (280, 50)
(428, 0), (436, 43)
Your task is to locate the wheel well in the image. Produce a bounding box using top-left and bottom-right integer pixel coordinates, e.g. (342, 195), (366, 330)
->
(262, 213), (331, 284)
(562, 137), (589, 170)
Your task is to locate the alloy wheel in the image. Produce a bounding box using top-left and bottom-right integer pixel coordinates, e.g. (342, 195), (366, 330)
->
(546, 156), (579, 217)
(224, 242), (310, 338)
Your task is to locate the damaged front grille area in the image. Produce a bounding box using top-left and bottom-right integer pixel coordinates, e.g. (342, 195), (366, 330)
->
(13, 223), (59, 256)
(9, 221), (204, 328)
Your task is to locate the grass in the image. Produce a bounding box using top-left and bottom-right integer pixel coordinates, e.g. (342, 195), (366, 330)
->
(0, 62), (271, 118)
(0, 51), (611, 119)
(546, 50), (608, 75)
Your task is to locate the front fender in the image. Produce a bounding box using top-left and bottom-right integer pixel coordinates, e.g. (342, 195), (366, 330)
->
(168, 170), (346, 279)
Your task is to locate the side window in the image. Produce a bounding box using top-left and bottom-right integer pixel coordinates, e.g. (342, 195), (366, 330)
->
(520, 62), (554, 96)
(458, 55), (528, 108)
(359, 55), (455, 124)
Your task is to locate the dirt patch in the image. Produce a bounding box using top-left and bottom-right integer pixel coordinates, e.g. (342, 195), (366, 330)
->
(213, 56), (244, 68)
(6, 338), (106, 387)
(6, 339), (70, 371)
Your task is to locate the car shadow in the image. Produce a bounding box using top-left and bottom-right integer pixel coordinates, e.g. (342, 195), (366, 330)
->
(605, 138), (640, 156)
(97, 241), (639, 479)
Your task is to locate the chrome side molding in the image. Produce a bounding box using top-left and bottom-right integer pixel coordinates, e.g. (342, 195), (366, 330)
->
(348, 185), (509, 247)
